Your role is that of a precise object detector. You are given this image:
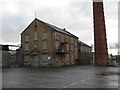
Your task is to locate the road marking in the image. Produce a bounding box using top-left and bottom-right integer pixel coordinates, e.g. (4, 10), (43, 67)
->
(61, 78), (91, 89)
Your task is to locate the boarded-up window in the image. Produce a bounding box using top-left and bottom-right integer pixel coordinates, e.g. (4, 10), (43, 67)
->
(34, 31), (38, 40)
(25, 43), (29, 51)
(43, 32), (47, 40)
(25, 34), (29, 42)
(43, 41), (47, 49)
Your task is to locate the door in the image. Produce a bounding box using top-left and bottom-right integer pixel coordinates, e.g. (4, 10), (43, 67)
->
(33, 55), (39, 67)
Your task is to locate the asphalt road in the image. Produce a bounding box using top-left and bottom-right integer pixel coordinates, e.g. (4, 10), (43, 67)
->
(2, 65), (119, 89)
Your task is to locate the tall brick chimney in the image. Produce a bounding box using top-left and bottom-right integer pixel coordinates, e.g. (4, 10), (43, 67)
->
(93, 0), (109, 65)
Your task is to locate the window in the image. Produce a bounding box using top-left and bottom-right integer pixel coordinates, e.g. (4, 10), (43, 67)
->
(25, 43), (29, 51)
(41, 54), (49, 64)
(24, 55), (29, 63)
(66, 35), (69, 42)
(67, 44), (69, 51)
(34, 31), (38, 40)
(62, 56), (64, 61)
(71, 45), (74, 51)
(55, 55), (58, 61)
(62, 34), (64, 42)
(71, 37), (73, 43)
(25, 34), (29, 42)
(67, 54), (69, 61)
(55, 32), (58, 40)
(71, 54), (74, 61)
(43, 32), (47, 40)
(75, 48), (78, 59)
(55, 41), (59, 49)
(43, 41), (47, 49)
(75, 40), (77, 47)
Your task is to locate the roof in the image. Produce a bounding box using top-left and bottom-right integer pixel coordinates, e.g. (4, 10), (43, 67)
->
(0, 44), (9, 50)
(21, 18), (78, 38)
(78, 40), (91, 48)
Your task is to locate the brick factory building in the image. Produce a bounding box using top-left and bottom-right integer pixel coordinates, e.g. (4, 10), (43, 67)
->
(77, 41), (93, 65)
(20, 18), (78, 67)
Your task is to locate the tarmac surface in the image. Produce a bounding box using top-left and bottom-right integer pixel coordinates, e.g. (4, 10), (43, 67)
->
(2, 65), (119, 89)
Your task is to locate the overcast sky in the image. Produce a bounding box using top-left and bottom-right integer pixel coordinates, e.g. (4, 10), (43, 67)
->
(0, 0), (118, 54)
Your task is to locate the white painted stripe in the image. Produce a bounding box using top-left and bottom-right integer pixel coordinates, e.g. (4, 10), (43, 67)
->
(62, 78), (91, 88)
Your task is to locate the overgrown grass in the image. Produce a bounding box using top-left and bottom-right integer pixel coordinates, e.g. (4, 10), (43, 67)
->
(116, 62), (120, 66)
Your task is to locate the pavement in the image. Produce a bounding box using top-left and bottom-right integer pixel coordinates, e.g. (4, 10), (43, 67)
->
(2, 65), (119, 89)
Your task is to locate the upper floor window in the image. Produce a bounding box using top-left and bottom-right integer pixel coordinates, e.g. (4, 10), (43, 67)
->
(43, 32), (47, 40)
(43, 41), (47, 49)
(71, 37), (74, 43)
(67, 44), (69, 51)
(71, 45), (74, 51)
(75, 39), (77, 47)
(66, 35), (69, 42)
(25, 34), (29, 42)
(25, 43), (29, 51)
(62, 34), (64, 42)
(55, 41), (59, 49)
(34, 31), (38, 41)
(71, 54), (74, 61)
(55, 32), (58, 40)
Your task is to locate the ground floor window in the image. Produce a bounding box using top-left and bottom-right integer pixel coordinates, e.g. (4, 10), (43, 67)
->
(41, 54), (49, 65)
(24, 55), (30, 63)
